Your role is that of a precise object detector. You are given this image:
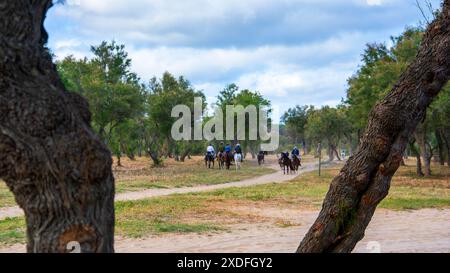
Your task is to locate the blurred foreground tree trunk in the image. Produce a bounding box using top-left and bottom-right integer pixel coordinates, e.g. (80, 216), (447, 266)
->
(297, 1), (450, 252)
(0, 0), (115, 252)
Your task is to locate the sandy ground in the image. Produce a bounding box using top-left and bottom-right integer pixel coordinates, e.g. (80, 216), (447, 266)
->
(114, 208), (450, 253)
(2, 158), (448, 253)
(0, 160), (317, 220)
(2, 208), (448, 253)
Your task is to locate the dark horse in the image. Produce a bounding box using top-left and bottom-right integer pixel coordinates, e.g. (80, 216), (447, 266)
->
(291, 155), (301, 172)
(223, 151), (233, 170)
(205, 152), (215, 169)
(280, 152), (293, 175)
(217, 151), (225, 169)
(257, 151), (265, 165)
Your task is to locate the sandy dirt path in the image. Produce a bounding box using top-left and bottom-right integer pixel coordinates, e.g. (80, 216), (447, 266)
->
(2, 208), (448, 253)
(0, 161), (318, 220)
(112, 208), (450, 253)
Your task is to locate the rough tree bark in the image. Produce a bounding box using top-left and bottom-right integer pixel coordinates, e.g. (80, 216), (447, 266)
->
(0, 1), (115, 252)
(297, 1), (450, 253)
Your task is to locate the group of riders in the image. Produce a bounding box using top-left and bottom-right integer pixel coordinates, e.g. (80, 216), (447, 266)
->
(281, 146), (301, 161)
(205, 142), (244, 169)
(279, 146), (302, 174)
(205, 142), (302, 172)
(206, 142), (242, 161)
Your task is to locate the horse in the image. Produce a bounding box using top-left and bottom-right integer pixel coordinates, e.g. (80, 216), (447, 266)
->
(224, 151), (233, 170)
(291, 155), (301, 173)
(234, 153), (242, 170)
(257, 151), (265, 165)
(205, 152), (215, 169)
(217, 151), (225, 169)
(280, 152), (293, 175)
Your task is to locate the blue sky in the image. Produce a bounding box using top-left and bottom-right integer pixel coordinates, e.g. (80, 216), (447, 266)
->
(45, 0), (441, 120)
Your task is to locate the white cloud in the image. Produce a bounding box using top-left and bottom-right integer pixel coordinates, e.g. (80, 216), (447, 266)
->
(366, 0), (383, 6)
(47, 0), (435, 115)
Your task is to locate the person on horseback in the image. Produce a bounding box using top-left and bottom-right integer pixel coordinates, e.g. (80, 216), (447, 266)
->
(218, 142), (225, 153)
(234, 143), (243, 163)
(291, 146), (300, 160)
(234, 143), (242, 155)
(206, 143), (215, 159)
(224, 143), (232, 155)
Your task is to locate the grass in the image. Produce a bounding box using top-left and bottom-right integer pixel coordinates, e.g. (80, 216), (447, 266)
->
(0, 156), (275, 208)
(114, 196), (228, 238)
(0, 217), (26, 246)
(0, 183), (16, 208)
(112, 156), (275, 193)
(0, 158), (448, 247)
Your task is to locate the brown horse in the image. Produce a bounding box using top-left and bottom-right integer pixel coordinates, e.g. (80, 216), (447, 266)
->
(217, 151), (225, 169)
(205, 152), (215, 169)
(280, 152), (293, 175)
(291, 155), (301, 172)
(257, 151), (265, 165)
(223, 152), (232, 170)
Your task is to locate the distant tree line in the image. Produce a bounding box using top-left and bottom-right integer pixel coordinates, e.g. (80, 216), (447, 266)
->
(57, 41), (273, 166)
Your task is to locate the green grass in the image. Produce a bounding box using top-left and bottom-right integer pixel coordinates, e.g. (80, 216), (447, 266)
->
(0, 156), (275, 207)
(115, 162), (275, 193)
(0, 217), (26, 246)
(114, 197), (226, 238)
(0, 183), (15, 209)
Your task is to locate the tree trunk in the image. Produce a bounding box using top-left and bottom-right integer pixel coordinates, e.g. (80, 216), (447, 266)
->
(180, 148), (191, 162)
(297, 3), (450, 253)
(442, 127), (450, 167)
(435, 129), (446, 165)
(0, 1), (115, 253)
(328, 144), (334, 161)
(116, 154), (122, 167)
(415, 124), (432, 176)
(333, 146), (341, 161)
(409, 140), (424, 176)
(147, 150), (162, 166)
(416, 154), (424, 177)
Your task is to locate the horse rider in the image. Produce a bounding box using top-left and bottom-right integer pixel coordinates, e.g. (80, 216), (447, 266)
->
(291, 146), (300, 160)
(206, 143), (215, 159)
(234, 143), (243, 162)
(224, 143), (232, 157)
(234, 143), (243, 155)
(218, 142), (225, 153)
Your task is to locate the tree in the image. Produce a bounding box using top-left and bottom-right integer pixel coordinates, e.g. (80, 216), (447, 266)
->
(297, 1), (450, 252)
(215, 84), (271, 155)
(347, 29), (423, 141)
(234, 89), (271, 158)
(57, 42), (146, 166)
(145, 72), (205, 165)
(346, 27), (448, 176)
(282, 105), (312, 154)
(429, 84), (450, 166)
(305, 106), (351, 161)
(0, 1), (114, 252)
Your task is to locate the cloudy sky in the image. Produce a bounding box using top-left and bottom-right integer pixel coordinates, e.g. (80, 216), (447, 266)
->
(45, 0), (440, 120)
